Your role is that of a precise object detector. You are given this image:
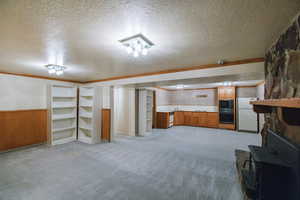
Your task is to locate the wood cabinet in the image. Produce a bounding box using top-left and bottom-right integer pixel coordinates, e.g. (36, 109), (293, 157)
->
(173, 111), (218, 128)
(218, 123), (235, 130)
(191, 112), (200, 126)
(184, 111), (192, 125)
(174, 111), (184, 125)
(218, 86), (236, 100)
(218, 86), (236, 130)
(198, 112), (207, 127)
(101, 109), (111, 142)
(156, 112), (170, 129)
(206, 112), (219, 128)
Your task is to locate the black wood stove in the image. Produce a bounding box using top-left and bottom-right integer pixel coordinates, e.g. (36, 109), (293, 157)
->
(242, 129), (300, 200)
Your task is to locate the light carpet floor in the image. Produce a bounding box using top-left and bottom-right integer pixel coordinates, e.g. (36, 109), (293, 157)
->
(0, 126), (260, 200)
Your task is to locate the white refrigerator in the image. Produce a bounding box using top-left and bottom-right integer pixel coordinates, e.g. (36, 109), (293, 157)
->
(237, 98), (258, 132)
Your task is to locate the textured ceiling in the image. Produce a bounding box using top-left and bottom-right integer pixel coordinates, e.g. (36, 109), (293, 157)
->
(0, 0), (299, 82)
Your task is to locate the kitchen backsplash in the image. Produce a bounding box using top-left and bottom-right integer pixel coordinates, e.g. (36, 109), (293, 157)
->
(156, 89), (217, 106)
(157, 105), (218, 112)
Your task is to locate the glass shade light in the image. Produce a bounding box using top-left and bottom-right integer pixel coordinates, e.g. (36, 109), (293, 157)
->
(176, 84), (185, 89)
(45, 64), (66, 76)
(119, 34), (154, 58)
(223, 82), (232, 86)
(48, 68), (56, 74)
(55, 70), (64, 76)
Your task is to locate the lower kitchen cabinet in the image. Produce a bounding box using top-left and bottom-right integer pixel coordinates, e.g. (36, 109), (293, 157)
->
(206, 112), (219, 128)
(173, 111), (219, 128)
(174, 111), (184, 125)
(156, 112), (170, 129)
(191, 112), (200, 126)
(184, 111), (192, 125)
(198, 112), (207, 127)
(218, 123), (235, 130)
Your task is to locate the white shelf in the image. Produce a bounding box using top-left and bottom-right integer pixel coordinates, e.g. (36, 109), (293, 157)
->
(53, 126), (76, 133)
(80, 104), (92, 107)
(53, 95), (76, 98)
(79, 126), (92, 130)
(53, 106), (76, 109)
(80, 87), (94, 97)
(77, 86), (102, 144)
(49, 85), (78, 145)
(80, 94), (94, 97)
(52, 137), (76, 145)
(138, 89), (153, 136)
(80, 113), (92, 118)
(78, 136), (92, 143)
(53, 114), (76, 120)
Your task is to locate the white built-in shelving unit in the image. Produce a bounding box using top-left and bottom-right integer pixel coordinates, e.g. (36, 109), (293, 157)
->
(49, 85), (77, 145)
(138, 89), (153, 136)
(78, 86), (101, 144)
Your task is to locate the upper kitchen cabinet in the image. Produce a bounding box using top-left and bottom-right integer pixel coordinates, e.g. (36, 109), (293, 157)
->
(218, 86), (236, 100)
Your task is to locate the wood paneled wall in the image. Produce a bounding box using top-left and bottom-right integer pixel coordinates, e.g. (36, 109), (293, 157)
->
(0, 109), (48, 151)
(101, 109), (111, 142)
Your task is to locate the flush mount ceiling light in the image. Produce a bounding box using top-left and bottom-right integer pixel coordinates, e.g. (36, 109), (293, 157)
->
(176, 84), (186, 89)
(223, 81), (232, 86)
(119, 34), (154, 58)
(45, 64), (66, 76)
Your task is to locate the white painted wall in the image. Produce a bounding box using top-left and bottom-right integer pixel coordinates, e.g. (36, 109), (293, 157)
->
(0, 74), (77, 110)
(113, 87), (135, 136)
(102, 86), (111, 109)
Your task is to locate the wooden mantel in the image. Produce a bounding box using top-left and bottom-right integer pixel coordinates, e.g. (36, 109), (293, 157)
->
(250, 98), (300, 109)
(250, 98), (300, 125)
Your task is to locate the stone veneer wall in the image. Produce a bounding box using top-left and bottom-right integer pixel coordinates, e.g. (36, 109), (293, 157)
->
(264, 12), (300, 145)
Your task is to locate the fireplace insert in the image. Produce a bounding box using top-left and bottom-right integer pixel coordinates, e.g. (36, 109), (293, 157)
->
(242, 129), (300, 200)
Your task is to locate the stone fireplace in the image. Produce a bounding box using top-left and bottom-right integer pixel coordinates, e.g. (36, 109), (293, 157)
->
(263, 12), (300, 145)
(236, 12), (300, 200)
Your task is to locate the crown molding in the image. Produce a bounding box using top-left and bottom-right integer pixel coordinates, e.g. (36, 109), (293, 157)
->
(0, 57), (264, 84)
(0, 71), (83, 84)
(85, 57), (264, 83)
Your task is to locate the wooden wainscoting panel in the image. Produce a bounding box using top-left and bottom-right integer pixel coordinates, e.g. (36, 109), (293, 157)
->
(101, 109), (111, 142)
(0, 109), (48, 152)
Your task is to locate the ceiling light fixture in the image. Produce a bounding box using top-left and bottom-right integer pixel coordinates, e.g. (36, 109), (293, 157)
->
(217, 60), (225, 65)
(45, 64), (66, 76)
(176, 84), (185, 89)
(223, 81), (232, 86)
(119, 34), (154, 58)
